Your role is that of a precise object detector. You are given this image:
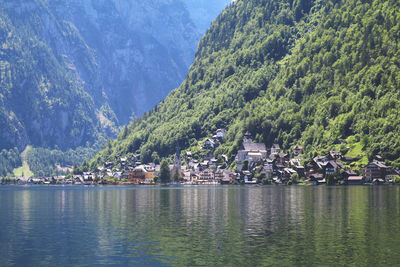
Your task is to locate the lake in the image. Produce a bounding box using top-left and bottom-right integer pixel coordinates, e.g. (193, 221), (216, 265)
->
(0, 185), (400, 266)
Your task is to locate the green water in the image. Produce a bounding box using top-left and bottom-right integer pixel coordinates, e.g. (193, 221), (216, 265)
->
(0, 185), (399, 266)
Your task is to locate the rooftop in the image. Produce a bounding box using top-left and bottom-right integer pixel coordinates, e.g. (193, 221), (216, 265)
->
(348, 176), (363, 181)
(243, 140), (266, 152)
(271, 144), (280, 149)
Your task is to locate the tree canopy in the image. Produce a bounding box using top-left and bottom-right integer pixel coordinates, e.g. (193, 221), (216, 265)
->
(159, 160), (171, 183)
(92, 0), (400, 168)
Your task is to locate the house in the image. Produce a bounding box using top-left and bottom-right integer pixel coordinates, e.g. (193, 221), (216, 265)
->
(120, 157), (127, 165)
(105, 169), (113, 177)
(312, 157), (342, 175)
(347, 176), (364, 185)
(113, 171), (122, 180)
(97, 166), (105, 175)
(265, 158), (275, 167)
(216, 129), (227, 139)
(14, 178), (24, 184)
(105, 161), (114, 168)
(241, 170), (257, 184)
(272, 176), (281, 184)
(313, 155), (329, 168)
(384, 169), (400, 182)
(183, 170), (195, 182)
(372, 178), (385, 185)
(200, 160), (209, 169)
(293, 165), (305, 178)
(215, 170), (224, 181)
(121, 171), (129, 181)
(247, 152), (264, 163)
(236, 132), (267, 165)
(54, 176), (66, 184)
(328, 151), (342, 160)
(142, 165), (155, 183)
(32, 178), (43, 184)
(277, 153), (290, 165)
(283, 168), (297, 181)
(364, 161), (389, 182)
(290, 156), (303, 167)
(263, 165), (274, 179)
(275, 163), (286, 171)
(124, 168), (143, 183)
(343, 156), (356, 164)
(292, 145), (303, 156)
(185, 151), (192, 166)
(324, 161), (339, 175)
(271, 144), (281, 155)
(123, 165), (155, 184)
(194, 163), (202, 172)
(199, 169), (214, 182)
(74, 175), (83, 184)
(308, 174), (325, 185)
(203, 139), (215, 149)
(210, 158), (218, 167)
(342, 169), (357, 180)
(220, 170), (236, 184)
(83, 172), (95, 184)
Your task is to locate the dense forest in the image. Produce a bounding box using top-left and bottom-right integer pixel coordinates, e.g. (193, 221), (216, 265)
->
(0, 148), (21, 176)
(91, 0), (400, 169)
(25, 142), (106, 177)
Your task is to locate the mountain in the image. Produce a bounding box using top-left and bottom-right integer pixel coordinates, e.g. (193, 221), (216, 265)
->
(0, 0), (199, 151)
(0, 0), (219, 176)
(92, 0), (400, 168)
(55, 0), (200, 123)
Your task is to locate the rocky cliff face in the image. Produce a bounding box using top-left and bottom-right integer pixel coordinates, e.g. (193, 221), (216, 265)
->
(49, 0), (200, 122)
(0, 0), (201, 150)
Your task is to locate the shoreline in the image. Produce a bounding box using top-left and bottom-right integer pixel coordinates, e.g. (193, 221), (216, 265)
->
(1, 182), (398, 187)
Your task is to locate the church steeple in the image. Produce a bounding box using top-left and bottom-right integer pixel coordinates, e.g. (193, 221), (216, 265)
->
(174, 143), (181, 169)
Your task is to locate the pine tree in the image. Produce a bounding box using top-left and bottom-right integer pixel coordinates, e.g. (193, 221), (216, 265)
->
(159, 159), (171, 183)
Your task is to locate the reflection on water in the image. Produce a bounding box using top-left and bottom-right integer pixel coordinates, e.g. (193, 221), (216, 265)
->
(0, 186), (400, 266)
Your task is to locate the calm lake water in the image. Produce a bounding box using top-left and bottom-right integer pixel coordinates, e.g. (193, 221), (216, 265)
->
(0, 185), (400, 266)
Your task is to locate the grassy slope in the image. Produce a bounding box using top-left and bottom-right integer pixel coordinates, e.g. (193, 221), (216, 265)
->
(13, 146), (34, 177)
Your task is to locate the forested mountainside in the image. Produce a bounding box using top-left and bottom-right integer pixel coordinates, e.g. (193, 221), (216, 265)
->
(92, 0), (400, 168)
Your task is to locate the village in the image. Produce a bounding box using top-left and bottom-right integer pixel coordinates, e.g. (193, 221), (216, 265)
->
(2, 130), (400, 186)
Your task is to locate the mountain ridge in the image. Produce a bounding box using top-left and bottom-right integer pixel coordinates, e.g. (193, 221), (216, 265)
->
(0, 0), (203, 153)
(0, 0), (229, 176)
